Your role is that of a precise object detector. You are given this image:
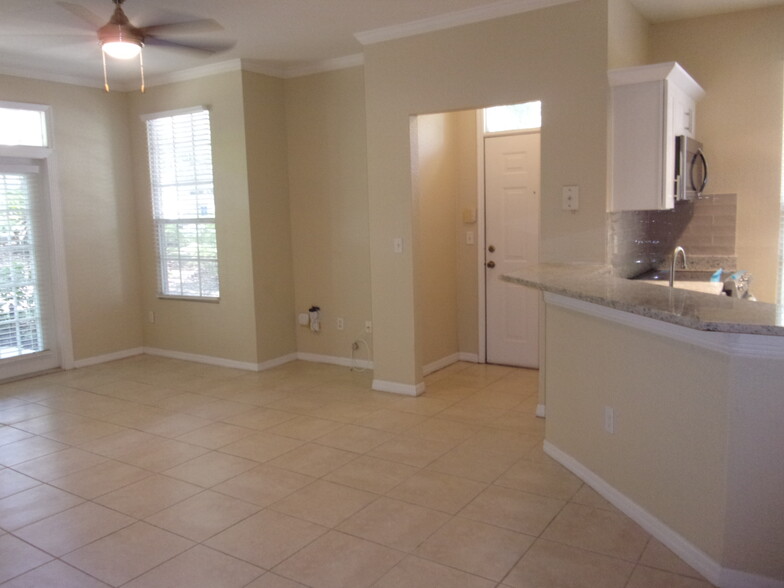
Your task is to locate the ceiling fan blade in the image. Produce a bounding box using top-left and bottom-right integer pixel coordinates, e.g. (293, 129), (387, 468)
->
(144, 36), (236, 55)
(140, 19), (224, 37)
(56, 1), (106, 29)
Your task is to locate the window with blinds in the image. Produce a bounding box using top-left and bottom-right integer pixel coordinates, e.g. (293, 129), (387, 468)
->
(145, 108), (219, 299)
(0, 167), (48, 359)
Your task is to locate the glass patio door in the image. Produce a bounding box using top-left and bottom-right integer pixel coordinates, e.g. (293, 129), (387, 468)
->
(0, 162), (58, 379)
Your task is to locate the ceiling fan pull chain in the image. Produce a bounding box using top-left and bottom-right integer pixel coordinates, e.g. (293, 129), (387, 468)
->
(101, 50), (110, 92)
(139, 49), (145, 93)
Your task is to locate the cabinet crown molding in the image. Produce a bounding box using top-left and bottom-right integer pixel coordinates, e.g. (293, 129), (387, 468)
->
(609, 61), (705, 101)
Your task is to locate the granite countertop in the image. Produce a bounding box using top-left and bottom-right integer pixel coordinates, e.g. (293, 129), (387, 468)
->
(501, 263), (784, 337)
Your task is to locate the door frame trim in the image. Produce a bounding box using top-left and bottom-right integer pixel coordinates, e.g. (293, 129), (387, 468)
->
(475, 110), (487, 363)
(0, 143), (74, 378)
(46, 152), (75, 370)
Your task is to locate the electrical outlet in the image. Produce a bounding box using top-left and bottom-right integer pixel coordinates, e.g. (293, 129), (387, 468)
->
(604, 406), (615, 434)
(336, 317), (344, 330)
(365, 321), (372, 333)
(393, 238), (403, 254)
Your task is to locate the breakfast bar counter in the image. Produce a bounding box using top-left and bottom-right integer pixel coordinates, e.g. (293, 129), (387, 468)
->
(501, 263), (784, 588)
(501, 263), (784, 336)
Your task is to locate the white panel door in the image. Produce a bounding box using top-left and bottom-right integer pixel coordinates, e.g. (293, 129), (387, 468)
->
(484, 132), (540, 367)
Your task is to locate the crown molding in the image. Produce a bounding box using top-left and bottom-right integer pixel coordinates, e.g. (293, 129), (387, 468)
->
(355, 0), (579, 45)
(283, 54), (364, 79)
(0, 64), (105, 91)
(238, 59), (289, 79)
(144, 59), (247, 88)
(1, 53), (367, 91)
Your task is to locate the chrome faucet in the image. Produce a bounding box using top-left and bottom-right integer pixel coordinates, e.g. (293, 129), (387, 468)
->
(669, 246), (687, 287)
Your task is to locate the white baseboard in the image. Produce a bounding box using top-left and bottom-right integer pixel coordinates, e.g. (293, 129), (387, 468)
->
(73, 347), (374, 375)
(543, 441), (784, 588)
(372, 379), (425, 396)
(73, 347), (144, 368)
(423, 354), (460, 376)
(257, 353), (299, 371)
(297, 352), (373, 371)
(144, 347), (262, 371)
(423, 352), (480, 376)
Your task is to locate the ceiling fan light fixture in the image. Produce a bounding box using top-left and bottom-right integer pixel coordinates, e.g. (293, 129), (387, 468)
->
(102, 39), (142, 59)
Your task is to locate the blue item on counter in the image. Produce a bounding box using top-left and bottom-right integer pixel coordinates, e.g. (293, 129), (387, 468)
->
(710, 269), (723, 282)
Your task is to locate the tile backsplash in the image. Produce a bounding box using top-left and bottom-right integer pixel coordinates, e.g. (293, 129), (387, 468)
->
(677, 193), (737, 256)
(609, 194), (737, 278)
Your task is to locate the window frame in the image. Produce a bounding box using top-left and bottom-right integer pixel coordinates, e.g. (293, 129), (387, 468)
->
(0, 101), (52, 157)
(143, 106), (220, 302)
(0, 102), (75, 377)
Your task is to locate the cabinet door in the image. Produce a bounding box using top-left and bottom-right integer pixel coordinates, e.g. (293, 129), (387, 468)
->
(670, 84), (697, 138)
(610, 81), (667, 211)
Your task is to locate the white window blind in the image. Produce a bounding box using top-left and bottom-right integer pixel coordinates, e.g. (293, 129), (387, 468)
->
(0, 166), (51, 359)
(146, 108), (219, 299)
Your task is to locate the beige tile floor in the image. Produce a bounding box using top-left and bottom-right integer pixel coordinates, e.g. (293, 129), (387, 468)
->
(0, 357), (716, 587)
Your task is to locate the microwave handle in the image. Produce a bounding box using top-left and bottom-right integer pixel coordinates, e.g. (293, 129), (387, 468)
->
(690, 148), (708, 195)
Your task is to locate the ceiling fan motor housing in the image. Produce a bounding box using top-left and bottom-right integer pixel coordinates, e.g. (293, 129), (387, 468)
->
(98, 1), (144, 54)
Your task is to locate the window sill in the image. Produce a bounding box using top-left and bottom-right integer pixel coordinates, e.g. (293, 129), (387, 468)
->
(157, 295), (220, 303)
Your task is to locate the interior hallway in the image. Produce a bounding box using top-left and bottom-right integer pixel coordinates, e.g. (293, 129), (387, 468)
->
(0, 358), (714, 587)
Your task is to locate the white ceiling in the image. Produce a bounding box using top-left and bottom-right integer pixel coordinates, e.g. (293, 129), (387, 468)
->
(1, 0), (782, 89)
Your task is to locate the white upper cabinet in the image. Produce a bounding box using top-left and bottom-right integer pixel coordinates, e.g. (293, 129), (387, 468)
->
(608, 62), (705, 211)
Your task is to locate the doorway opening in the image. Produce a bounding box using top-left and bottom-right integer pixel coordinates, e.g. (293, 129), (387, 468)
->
(412, 100), (542, 374)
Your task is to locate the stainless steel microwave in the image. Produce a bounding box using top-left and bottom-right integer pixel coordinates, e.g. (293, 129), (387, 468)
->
(675, 135), (708, 201)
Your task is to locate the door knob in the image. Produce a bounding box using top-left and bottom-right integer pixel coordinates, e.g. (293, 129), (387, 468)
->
(488, 245), (496, 253)
(486, 261), (496, 268)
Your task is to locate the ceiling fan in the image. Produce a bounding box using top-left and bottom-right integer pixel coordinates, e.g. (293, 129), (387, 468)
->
(57, 0), (235, 91)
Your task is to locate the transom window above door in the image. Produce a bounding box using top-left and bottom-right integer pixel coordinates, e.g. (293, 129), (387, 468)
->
(0, 104), (49, 148)
(484, 101), (542, 134)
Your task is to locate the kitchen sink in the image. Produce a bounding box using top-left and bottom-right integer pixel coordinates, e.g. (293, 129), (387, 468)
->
(632, 270), (726, 295)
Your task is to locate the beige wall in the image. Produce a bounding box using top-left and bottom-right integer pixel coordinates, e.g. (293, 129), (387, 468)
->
(651, 6), (784, 303)
(416, 109), (481, 366)
(364, 0), (610, 387)
(544, 299), (784, 581)
(545, 303), (729, 561)
(608, 0), (651, 68)
(455, 111), (480, 357)
(243, 71), (297, 363)
(284, 67), (371, 361)
(128, 71), (261, 364)
(416, 112), (460, 367)
(0, 74), (142, 362)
